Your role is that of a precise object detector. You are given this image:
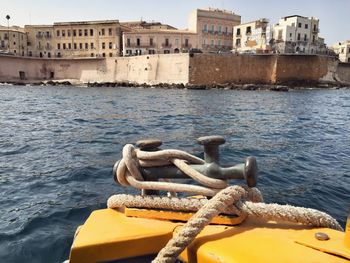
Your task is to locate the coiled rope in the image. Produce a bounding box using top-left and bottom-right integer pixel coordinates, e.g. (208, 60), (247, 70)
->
(109, 144), (343, 263)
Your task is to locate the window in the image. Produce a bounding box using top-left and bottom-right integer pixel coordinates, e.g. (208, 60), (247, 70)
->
(68, 43), (71, 49)
(297, 33), (301, 41)
(102, 53), (105, 57)
(203, 39), (206, 45)
(79, 29), (82, 36)
(73, 30), (76, 37)
(225, 27), (228, 34)
(63, 43), (66, 49)
(68, 30), (71, 37)
(102, 42), (105, 49)
(13, 42), (16, 46)
(305, 24), (308, 29)
(90, 29), (94, 36)
(79, 43), (83, 49)
(185, 38), (189, 47)
(175, 38), (179, 46)
(91, 53), (94, 57)
(109, 42), (112, 49)
(137, 38), (141, 46)
(150, 38), (154, 46)
(211, 25), (215, 32)
(85, 43), (88, 49)
(62, 30), (66, 37)
(84, 29), (88, 36)
(164, 50), (170, 54)
(56, 30), (60, 37)
(218, 25), (222, 33)
(91, 42), (94, 49)
(101, 28), (105, 36)
(246, 26), (252, 34)
(289, 33), (292, 37)
(278, 29), (283, 40)
(236, 28), (241, 36)
(211, 39), (214, 46)
(149, 50), (155, 54)
(203, 24), (207, 32)
(165, 38), (169, 46)
(235, 39), (241, 46)
(127, 38), (131, 47)
(29, 51), (32, 56)
(108, 28), (112, 36)
(304, 34), (307, 41)
(57, 43), (61, 50)
(292, 23), (295, 27)
(74, 43), (77, 50)
(109, 52), (113, 57)
(298, 23), (302, 28)
(218, 40), (221, 46)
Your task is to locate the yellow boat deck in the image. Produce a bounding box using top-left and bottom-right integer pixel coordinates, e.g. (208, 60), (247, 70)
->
(69, 208), (350, 263)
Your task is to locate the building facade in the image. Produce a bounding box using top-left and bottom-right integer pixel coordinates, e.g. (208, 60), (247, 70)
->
(122, 29), (198, 56)
(272, 15), (323, 54)
(0, 25), (27, 56)
(52, 20), (122, 58)
(332, 41), (350, 63)
(232, 19), (270, 53)
(25, 25), (54, 58)
(188, 8), (241, 52)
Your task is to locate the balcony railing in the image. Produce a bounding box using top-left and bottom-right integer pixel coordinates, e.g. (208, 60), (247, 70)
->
(125, 43), (156, 48)
(161, 43), (172, 48)
(181, 44), (192, 49)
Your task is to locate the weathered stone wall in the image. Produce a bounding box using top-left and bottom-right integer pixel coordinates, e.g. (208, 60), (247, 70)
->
(114, 54), (189, 84)
(274, 55), (329, 83)
(336, 62), (350, 84)
(188, 54), (331, 85)
(0, 56), (110, 82)
(0, 53), (340, 86)
(189, 54), (276, 84)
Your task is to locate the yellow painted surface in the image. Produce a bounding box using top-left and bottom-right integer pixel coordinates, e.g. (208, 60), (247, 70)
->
(179, 218), (349, 263)
(125, 207), (245, 225)
(70, 209), (349, 263)
(69, 208), (180, 263)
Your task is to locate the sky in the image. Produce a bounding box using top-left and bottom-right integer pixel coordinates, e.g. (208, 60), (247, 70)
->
(0, 0), (349, 45)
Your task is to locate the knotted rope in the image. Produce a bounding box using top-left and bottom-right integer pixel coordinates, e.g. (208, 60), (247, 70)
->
(110, 144), (343, 263)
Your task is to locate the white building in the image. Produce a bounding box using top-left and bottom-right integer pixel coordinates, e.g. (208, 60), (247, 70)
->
(331, 41), (350, 63)
(232, 18), (271, 53)
(272, 15), (324, 54)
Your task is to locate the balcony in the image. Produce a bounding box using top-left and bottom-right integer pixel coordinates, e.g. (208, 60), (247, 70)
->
(312, 28), (319, 33)
(125, 43), (155, 48)
(236, 33), (241, 37)
(161, 43), (172, 48)
(181, 44), (192, 49)
(36, 34), (43, 38)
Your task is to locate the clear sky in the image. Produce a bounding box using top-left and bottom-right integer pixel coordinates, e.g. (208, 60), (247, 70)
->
(0, 0), (349, 45)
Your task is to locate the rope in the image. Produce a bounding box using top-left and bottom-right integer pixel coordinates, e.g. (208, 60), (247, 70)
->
(110, 143), (344, 263)
(115, 144), (228, 196)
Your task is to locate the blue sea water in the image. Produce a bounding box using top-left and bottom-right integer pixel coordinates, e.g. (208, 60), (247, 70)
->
(0, 85), (349, 262)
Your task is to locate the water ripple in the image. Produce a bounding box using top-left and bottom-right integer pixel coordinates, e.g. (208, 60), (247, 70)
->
(0, 86), (349, 262)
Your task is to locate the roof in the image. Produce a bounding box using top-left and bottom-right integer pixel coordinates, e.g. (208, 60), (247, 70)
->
(54, 20), (119, 26)
(124, 28), (196, 35)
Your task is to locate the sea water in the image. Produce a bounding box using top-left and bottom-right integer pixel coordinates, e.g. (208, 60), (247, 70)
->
(0, 85), (349, 262)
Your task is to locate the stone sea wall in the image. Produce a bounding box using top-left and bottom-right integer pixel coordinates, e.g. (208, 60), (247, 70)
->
(0, 53), (348, 86)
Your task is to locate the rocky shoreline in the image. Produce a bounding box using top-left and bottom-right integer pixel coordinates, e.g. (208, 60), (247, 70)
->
(1, 80), (349, 91)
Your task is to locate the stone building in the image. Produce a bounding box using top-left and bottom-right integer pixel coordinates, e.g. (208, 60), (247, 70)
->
(272, 15), (324, 54)
(232, 18), (271, 53)
(0, 25), (27, 56)
(52, 20), (122, 58)
(122, 29), (197, 56)
(331, 41), (350, 63)
(25, 25), (54, 58)
(188, 8), (241, 52)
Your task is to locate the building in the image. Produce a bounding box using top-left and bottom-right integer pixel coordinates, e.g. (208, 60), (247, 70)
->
(25, 25), (54, 58)
(272, 15), (323, 54)
(52, 20), (122, 58)
(188, 8), (241, 52)
(232, 19), (271, 53)
(123, 28), (197, 55)
(0, 25), (27, 56)
(331, 41), (350, 63)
